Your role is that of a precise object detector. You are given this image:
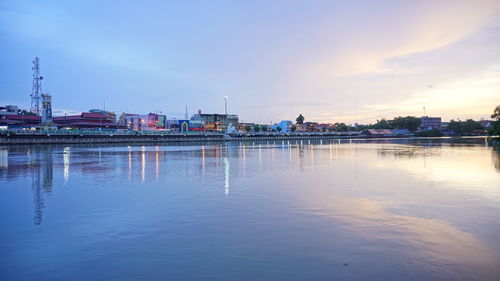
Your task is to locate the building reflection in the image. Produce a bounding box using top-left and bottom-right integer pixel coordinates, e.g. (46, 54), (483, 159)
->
(32, 147), (53, 225)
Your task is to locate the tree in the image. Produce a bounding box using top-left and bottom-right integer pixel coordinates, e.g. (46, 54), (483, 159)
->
(372, 119), (391, 129)
(448, 119), (483, 135)
(18, 109), (36, 116)
(489, 105), (500, 136)
(254, 125), (261, 132)
(245, 125), (252, 132)
(332, 122), (349, 132)
(296, 114), (305, 125)
(321, 127), (327, 132)
(415, 129), (443, 137)
(390, 116), (421, 131)
(290, 125), (297, 132)
(276, 126), (282, 132)
(492, 105), (500, 120)
(261, 125), (268, 132)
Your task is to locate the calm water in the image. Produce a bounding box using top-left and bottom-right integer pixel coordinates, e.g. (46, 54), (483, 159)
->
(1, 138), (500, 281)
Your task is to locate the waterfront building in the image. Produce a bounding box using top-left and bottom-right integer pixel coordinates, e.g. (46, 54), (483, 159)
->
(315, 123), (333, 132)
(0, 105), (19, 116)
(121, 113), (166, 131)
(178, 120), (190, 132)
(304, 122), (319, 132)
(41, 94), (53, 125)
(294, 124), (307, 132)
(90, 109), (116, 122)
(238, 122), (256, 132)
(363, 129), (394, 136)
(420, 116), (442, 130)
(53, 112), (125, 129)
(191, 110), (239, 132)
(189, 120), (205, 132)
(0, 114), (41, 129)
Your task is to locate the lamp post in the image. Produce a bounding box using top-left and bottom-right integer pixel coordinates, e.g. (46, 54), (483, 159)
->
(224, 96), (228, 115)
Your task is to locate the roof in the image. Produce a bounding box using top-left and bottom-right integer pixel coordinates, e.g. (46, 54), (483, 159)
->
(3, 115), (41, 121)
(366, 129), (393, 135)
(81, 112), (107, 118)
(56, 121), (126, 127)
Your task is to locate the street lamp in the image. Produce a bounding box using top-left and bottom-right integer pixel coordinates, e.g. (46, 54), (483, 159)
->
(224, 96), (228, 115)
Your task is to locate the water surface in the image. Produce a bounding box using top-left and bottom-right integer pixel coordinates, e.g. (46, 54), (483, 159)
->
(1, 138), (499, 281)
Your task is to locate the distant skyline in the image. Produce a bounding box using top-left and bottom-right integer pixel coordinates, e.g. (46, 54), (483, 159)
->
(1, 0), (500, 124)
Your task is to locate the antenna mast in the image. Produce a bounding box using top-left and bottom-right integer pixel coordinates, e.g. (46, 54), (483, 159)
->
(31, 57), (43, 115)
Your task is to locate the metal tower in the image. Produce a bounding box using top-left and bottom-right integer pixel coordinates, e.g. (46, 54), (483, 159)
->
(31, 57), (43, 115)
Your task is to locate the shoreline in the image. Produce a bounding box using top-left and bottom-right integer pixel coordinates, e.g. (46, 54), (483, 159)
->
(0, 131), (492, 145)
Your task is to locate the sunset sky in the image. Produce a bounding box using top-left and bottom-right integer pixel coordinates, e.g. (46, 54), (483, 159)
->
(1, 0), (499, 124)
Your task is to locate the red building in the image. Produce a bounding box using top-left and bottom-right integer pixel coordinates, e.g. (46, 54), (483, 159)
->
(0, 114), (41, 128)
(53, 112), (126, 129)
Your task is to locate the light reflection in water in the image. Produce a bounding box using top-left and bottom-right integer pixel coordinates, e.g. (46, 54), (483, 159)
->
(128, 146), (132, 181)
(141, 146), (146, 182)
(0, 149), (8, 168)
(224, 156), (230, 196)
(63, 147), (70, 184)
(155, 146), (159, 180)
(201, 145), (205, 177)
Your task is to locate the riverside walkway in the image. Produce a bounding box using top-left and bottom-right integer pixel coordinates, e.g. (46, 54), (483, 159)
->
(0, 130), (365, 145)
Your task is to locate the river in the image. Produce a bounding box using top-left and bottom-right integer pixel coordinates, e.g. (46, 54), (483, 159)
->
(1, 138), (499, 281)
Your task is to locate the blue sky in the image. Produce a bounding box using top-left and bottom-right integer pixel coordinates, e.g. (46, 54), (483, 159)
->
(1, 0), (499, 123)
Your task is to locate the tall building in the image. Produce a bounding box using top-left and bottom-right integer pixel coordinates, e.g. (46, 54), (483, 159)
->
(191, 110), (239, 132)
(41, 94), (53, 125)
(420, 116), (442, 130)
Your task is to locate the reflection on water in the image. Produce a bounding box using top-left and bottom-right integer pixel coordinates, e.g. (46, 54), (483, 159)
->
(0, 138), (499, 281)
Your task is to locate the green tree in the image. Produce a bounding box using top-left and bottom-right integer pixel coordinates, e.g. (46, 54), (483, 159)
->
(321, 127), (327, 132)
(254, 125), (261, 132)
(245, 125), (252, 132)
(333, 122), (349, 132)
(261, 125), (268, 132)
(492, 105), (500, 120)
(415, 129), (443, 137)
(390, 116), (421, 131)
(18, 109), (36, 116)
(290, 125), (297, 132)
(448, 119), (483, 135)
(489, 105), (500, 136)
(296, 114), (305, 125)
(276, 126), (282, 132)
(372, 119), (391, 129)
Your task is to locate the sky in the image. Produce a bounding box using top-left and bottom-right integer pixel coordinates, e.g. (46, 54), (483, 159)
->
(1, 0), (499, 124)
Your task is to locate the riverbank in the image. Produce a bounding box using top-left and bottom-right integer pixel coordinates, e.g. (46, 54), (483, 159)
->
(0, 130), (493, 145)
(0, 131), (391, 145)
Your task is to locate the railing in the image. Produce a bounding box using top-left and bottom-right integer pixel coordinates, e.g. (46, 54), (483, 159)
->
(0, 129), (363, 136)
